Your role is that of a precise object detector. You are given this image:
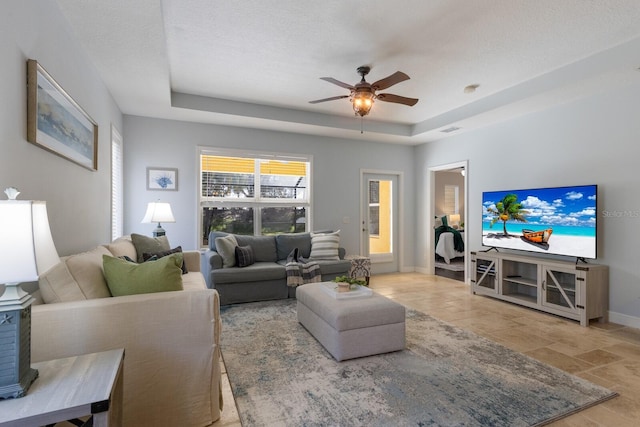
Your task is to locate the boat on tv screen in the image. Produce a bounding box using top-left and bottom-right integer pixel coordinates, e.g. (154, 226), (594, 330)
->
(482, 185), (597, 259)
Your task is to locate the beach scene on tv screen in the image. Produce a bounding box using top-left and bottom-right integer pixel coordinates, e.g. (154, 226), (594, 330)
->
(482, 185), (597, 259)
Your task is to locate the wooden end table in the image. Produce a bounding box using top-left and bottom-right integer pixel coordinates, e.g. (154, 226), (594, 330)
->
(0, 349), (124, 427)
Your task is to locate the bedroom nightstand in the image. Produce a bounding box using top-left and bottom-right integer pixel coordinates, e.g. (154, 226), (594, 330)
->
(0, 349), (124, 427)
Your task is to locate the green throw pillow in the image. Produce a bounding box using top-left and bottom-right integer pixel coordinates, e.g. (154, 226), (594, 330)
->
(103, 253), (183, 296)
(131, 233), (171, 263)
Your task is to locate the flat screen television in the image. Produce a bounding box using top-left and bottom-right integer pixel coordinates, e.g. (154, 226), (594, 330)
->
(482, 184), (597, 259)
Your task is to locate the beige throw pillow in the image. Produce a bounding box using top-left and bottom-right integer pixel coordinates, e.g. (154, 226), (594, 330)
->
(215, 234), (238, 267)
(39, 261), (85, 304)
(105, 236), (137, 260)
(39, 246), (113, 303)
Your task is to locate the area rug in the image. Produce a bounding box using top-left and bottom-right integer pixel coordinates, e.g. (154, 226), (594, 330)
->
(220, 299), (617, 426)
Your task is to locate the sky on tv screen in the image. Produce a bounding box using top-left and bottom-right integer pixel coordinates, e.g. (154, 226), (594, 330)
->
(482, 185), (597, 235)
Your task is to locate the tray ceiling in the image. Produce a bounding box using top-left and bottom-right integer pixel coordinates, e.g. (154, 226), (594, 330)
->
(56, 0), (640, 144)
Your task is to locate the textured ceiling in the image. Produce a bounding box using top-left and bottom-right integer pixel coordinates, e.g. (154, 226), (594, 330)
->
(55, 0), (640, 144)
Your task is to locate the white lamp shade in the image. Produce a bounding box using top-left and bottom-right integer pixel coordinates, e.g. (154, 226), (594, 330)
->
(0, 200), (60, 283)
(141, 202), (175, 224)
(449, 214), (461, 224)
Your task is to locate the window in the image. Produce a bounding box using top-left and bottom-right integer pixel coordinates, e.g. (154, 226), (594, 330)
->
(444, 185), (459, 215)
(199, 148), (311, 247)
(111, 125), (123, 240)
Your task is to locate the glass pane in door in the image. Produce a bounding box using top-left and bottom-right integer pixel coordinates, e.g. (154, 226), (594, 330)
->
(368, 179), (392, 255)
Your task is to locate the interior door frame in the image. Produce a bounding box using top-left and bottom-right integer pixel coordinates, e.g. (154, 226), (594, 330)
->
(360, 169), (404, 272)
(427, 160), (470, 284)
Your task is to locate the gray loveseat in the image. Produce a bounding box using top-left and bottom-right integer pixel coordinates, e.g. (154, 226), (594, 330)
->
(201, 231), (351, 305)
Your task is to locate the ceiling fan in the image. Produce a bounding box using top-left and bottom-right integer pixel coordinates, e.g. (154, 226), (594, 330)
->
(309, 66), (419, 117)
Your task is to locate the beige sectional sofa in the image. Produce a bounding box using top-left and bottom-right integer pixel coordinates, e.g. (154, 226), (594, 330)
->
(30, 235), (222, 427)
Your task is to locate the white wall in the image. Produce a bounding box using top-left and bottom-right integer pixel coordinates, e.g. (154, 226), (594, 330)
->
(0, 1), (123, 256)
(415, 80), (640, 325)
(123, 116), (416, 269)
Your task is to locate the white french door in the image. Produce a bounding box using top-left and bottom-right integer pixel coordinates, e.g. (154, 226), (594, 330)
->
(361, 172), (400, 274)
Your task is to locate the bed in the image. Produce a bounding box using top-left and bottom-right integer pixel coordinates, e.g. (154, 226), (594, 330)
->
(435, 230), (465, 264)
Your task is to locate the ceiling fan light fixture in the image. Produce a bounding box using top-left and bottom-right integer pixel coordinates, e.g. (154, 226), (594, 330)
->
(310, 66), (417, 117)
(352, 91), (374, 117)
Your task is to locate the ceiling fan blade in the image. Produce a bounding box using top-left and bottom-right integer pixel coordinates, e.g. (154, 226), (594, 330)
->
(376, 93), (419, 106)
(309, 95), (350, 104)
(320, 77), (354, 90)
(372, 71), (410, 90)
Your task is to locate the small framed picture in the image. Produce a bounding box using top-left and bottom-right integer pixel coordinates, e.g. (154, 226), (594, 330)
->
(147, 167), (178, 191)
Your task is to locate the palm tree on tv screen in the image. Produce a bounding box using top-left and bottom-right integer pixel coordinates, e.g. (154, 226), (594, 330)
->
(487, 194), (528, 236)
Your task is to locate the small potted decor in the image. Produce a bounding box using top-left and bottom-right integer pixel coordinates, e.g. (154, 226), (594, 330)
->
(332, 276), (367, 292)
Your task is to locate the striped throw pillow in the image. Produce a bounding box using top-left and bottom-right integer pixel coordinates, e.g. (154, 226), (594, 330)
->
(309, 230), (340, 260)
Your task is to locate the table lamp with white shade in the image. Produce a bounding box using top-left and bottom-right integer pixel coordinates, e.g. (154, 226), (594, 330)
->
(449, 214), (461, 229)
(141, 201), (175, 237)
(0, 187), (60, 399)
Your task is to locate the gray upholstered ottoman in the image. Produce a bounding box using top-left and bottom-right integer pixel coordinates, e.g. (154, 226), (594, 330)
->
(296, 282), (405, 361)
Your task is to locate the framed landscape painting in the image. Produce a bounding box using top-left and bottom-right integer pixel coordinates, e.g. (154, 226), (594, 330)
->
(147, 167), (178, 191)
(27, 59), (98, 171)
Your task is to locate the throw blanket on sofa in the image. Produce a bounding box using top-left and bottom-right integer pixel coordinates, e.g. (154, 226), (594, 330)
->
(286, 261), (321, 287)
(285, 247), (321, 286)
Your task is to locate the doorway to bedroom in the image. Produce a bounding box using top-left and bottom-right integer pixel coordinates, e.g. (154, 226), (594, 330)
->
(430, 162), (468, 283)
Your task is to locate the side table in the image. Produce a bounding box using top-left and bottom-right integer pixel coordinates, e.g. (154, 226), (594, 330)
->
(345, 255), (371, 285)
(0, 348), (124, 427)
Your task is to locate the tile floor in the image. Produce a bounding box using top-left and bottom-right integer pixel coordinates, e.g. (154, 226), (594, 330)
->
(214, 272), (640, 427)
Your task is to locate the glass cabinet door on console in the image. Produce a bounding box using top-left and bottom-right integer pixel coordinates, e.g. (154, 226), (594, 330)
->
(473, 257), (498, 294)
(541, 267), (581, 314)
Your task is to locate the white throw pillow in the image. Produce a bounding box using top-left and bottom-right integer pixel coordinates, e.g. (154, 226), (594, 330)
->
(310, 230), (340, 260)
(215, 234), (238, 267)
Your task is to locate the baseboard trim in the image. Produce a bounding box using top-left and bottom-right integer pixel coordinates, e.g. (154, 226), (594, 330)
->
(608, 311), (640, 328)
